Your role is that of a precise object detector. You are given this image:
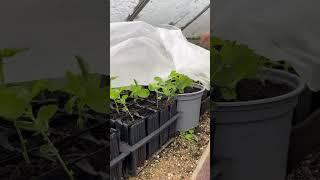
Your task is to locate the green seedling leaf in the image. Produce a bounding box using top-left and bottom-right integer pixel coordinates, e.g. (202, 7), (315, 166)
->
(65, 96), (77, 114)
(75, 56), (89, 80)
(0, 88), (27, 120)
(15, 121), (38, 131)
(36, 105), (58, 132)
(211, 37), (262, 100)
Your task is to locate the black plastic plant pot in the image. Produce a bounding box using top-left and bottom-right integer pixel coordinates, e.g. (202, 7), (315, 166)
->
(110, 128), (120, 160)
(159, 104), (170, 145)
(168, 100), (178, 138)
(110, 128), (123, 179)
(200, 96), (210, 116)
(138, 107), (160, 159)
(213, 68), (304, 180)
(291, 85), (312, 126)
(287, 107), (320, 172)
(112, 115), (147, 170)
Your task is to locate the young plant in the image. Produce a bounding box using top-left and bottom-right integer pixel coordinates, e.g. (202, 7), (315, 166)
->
(167, 71), (193, 93)
(128, 79), (150, 101)
(180, 129), (197, 141)
(110, 78), (134, 120)
(0, 79), (54, 163)
(0, 48), (29, 85)
(211, 37), (261, 100)
(148, 76), (177, 108)
(64, 56), (108, 128)
(16, 104), (74, 180)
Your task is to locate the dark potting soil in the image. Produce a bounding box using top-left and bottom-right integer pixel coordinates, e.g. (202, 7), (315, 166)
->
(120, 114), (144, 126)
(49, 113), (104, 136)
(213, 79), (293, 102)
(137, 107), (157, 118)
(137, 100), (157, 110)
(0, 136), (106, 180)
(183, 86), (201, 94)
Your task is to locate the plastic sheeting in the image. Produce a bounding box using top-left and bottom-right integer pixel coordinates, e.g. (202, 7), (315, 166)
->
(212, 0), (320, 91)
(110, 21), (210, 89)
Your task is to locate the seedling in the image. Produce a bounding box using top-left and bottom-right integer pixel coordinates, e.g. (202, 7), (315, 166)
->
(64, 56), (108, 128)
(110, 78), (134, 120)
(148, 76), (177, 108)
(16, 104), (74, 180)
(0, 48), (29, 85)
(180, 129), (197, 141)
(167, 71), (193, 93)
(128, 79), (150, 101)
(0, 80), (52, 164)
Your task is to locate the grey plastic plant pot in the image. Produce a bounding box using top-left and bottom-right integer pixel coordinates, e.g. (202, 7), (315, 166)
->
(176, 83), (205, 131)
(213, 68), (304, 180)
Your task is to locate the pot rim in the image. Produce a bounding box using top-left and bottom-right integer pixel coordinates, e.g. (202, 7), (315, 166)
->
(214, 68), (305, 107)
(178, 83), (205, 97)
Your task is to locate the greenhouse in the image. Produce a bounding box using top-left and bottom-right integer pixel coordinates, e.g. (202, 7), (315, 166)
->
(1, 0), (320, 180)
(110, 0), (210, 179)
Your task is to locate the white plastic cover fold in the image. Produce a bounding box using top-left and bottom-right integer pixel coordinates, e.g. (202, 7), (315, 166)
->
(212, 0), (320, 91)
(110, 21), (210, 89)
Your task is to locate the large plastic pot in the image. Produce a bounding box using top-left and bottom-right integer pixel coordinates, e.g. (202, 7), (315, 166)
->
(213, 68), (304, 180)
(176, 84), (205, 131)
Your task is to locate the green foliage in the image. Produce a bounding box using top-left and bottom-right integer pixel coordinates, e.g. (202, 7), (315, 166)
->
(17, 104), (74, 180)
(16, 105), (57, 134)
(110, 78), (134, 119)
(64, 56), (107, 128)
(180, 129), (197, 141)
(128, 79), (150, 101)
(148, 76), (177, 103)
(167, 71), (193, 93)
(0, 80), (61, 166)
(211, 37), (262, 100)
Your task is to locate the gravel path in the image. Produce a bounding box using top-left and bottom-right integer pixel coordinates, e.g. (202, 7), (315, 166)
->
(288, 146), (320, 180)
(129, 112), (210, 180)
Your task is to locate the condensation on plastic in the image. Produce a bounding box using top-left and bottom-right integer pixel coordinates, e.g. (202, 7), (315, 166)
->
(212, 0), (320, 91)
(110, 21), (210, 89)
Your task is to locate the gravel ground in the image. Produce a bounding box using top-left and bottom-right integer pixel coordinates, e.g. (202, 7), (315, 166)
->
(288, 147), (320, 180)
(129, 112), (210, 180)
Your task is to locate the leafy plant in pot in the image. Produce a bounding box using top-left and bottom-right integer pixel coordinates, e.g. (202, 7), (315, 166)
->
(211, 37), (304, 180)
(164, 71), (205, 131)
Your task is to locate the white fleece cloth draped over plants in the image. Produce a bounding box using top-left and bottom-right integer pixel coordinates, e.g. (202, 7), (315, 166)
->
(110, 21), (210, 89)
(212, 0), (320, 91)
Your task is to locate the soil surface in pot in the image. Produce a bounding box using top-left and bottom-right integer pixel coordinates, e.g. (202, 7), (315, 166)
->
(129, 112), (210, 180)
(183, 86), (202, 94)
(213, 79), (293, 102)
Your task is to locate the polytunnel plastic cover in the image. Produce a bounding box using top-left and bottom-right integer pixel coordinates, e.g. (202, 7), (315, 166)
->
(110, 21), (210, 89)
(212, 0), (320, 91)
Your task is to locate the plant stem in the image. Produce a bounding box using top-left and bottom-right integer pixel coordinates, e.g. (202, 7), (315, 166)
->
(14, 121), (30, 164)
(124, 105), (134, 121)
(40, 131), (74, 180)
(114, 101), (120, 113)
(77, 109), (85, 129)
